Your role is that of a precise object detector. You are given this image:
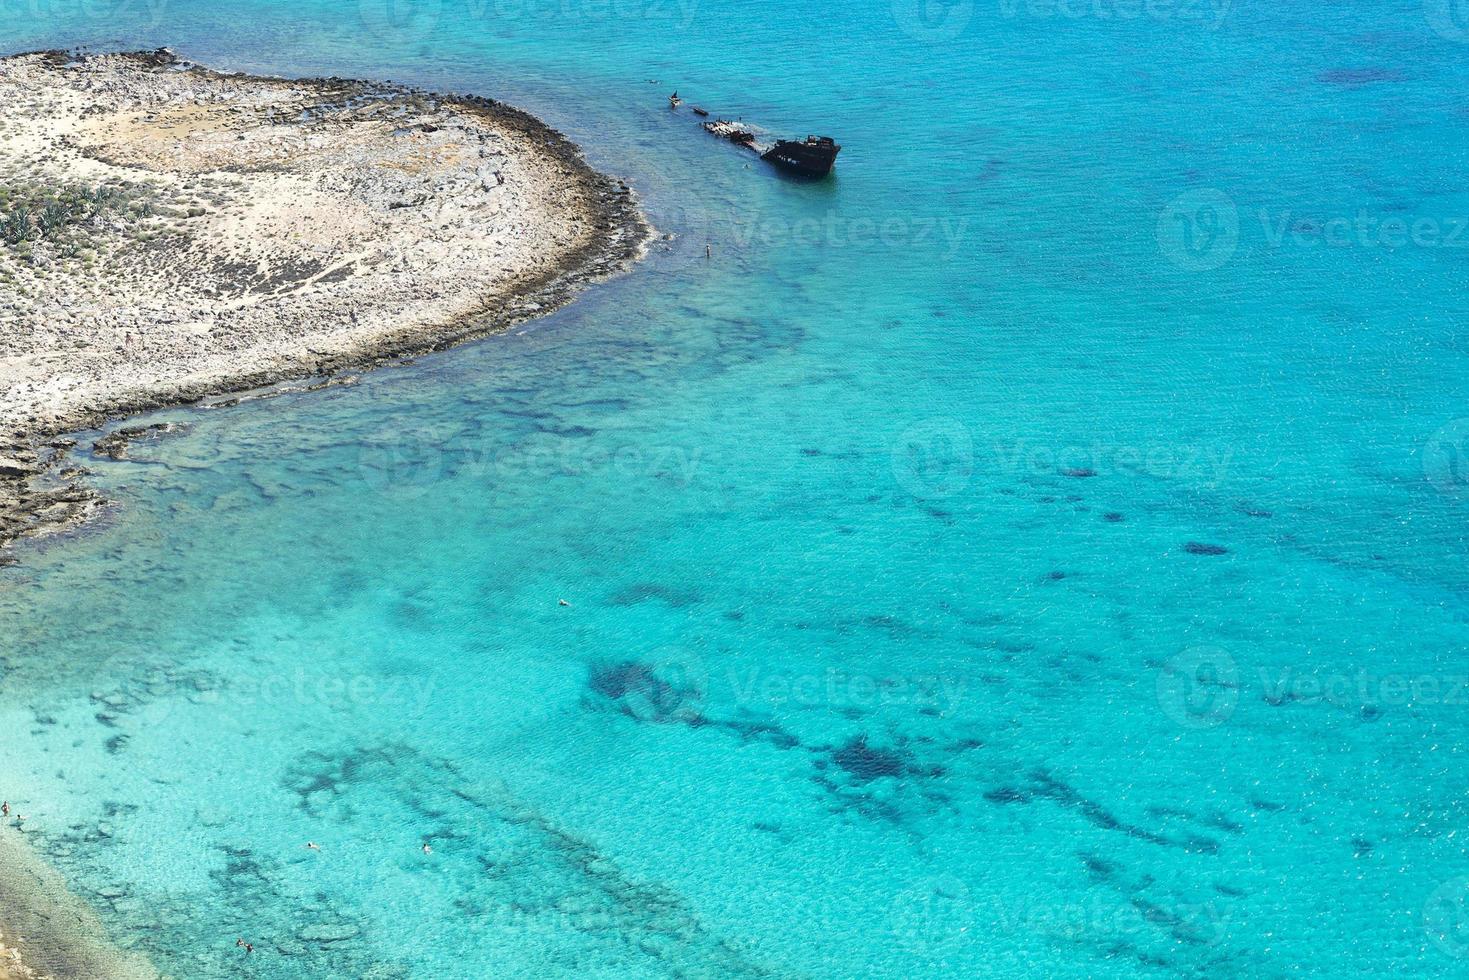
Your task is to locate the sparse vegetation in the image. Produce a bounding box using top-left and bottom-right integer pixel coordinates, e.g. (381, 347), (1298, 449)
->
(0, 181), (167, 270)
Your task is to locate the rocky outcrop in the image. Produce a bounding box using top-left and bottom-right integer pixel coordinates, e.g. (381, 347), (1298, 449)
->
(0, 437), (99, 559)
(0, 49), (650, 558)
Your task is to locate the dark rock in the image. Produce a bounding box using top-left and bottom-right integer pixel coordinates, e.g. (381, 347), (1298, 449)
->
(92, 421), (187, 460)
(0, 455), (40, 478)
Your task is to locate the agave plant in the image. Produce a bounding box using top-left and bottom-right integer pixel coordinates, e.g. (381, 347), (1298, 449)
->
(38, 202), (71, 238)
(88, 185), (119, 212)
(3, 206), (31, 245)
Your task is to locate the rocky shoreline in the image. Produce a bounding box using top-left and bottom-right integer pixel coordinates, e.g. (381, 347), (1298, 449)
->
(0, 48), (650, 561)
(0, 47), (651, 976)
(0, 829), (157, 980)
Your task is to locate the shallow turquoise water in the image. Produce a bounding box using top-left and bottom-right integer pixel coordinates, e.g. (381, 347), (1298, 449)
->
(4, 0), (1469, 976)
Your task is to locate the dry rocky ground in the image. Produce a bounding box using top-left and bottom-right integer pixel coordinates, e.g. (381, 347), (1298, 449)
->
(0, 48), (647, 559)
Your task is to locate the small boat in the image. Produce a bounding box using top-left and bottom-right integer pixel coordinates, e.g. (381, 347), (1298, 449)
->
(760, 136), (841, 178)
(691, 106), (709, 117)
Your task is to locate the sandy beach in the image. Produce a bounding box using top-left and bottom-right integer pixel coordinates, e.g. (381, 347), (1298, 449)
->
(0, 830), (157, 980)
(0, 48), (648, 558)
(0, 47), (648, 976)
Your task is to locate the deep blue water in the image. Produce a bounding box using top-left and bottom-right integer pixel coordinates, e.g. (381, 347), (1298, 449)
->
(4, 0), (1469, 975)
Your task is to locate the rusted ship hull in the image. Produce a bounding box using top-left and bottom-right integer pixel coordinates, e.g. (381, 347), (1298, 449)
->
(760, 137), (840, 177)
(701, 119), (841, 177)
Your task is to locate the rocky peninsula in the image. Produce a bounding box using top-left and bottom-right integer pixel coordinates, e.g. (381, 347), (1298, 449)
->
(0, 47), (649, 975)
(0, 48), (649, 559)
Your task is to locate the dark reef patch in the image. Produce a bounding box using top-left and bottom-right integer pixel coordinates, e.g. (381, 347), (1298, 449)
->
(986, 786), (1029, 805)
(1317, 67), (1403, 87)
(832, 735), (907, 783)
(808, 734), (951, 824)
(585, 660), (704, 725)
(1183, 542), (1228, 556)
(1079, 851), (1118, 881)
(689, 712), (801, 750)
(985, 770), (1227, 851)
(606, 582), (702, 608)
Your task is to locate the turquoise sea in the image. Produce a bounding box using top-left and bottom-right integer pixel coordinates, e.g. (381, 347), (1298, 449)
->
(4, 0), (1469, 975)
